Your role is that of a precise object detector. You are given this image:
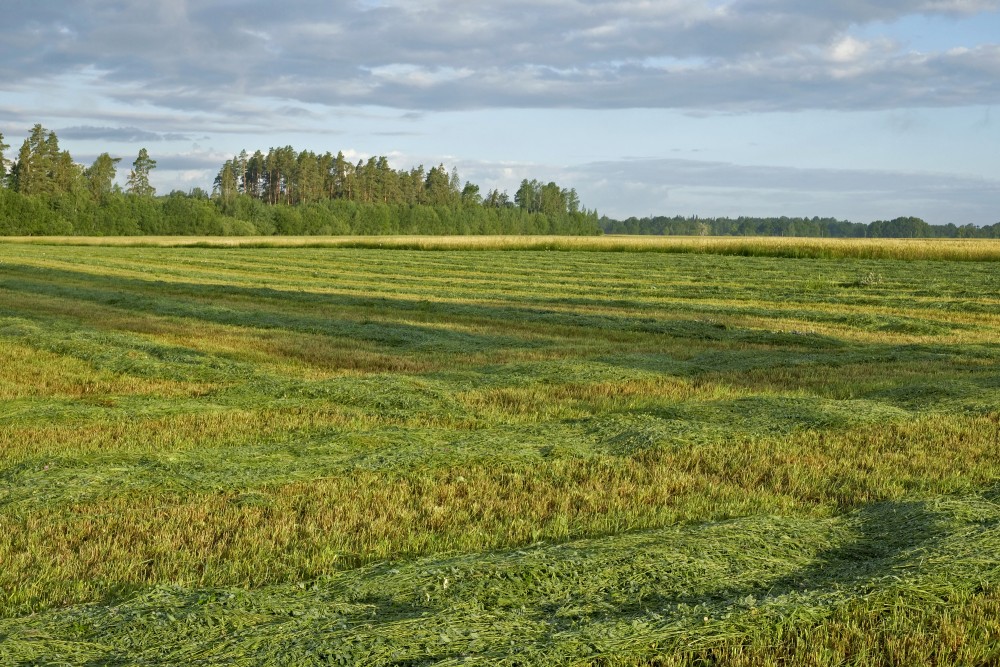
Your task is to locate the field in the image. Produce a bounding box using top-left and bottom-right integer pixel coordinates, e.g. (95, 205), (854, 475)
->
(9, 234), (1000, 261)
(1, 236), (999, 665)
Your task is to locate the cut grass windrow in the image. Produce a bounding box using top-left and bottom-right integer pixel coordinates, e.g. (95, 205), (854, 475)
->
(3, 490), (998, 665)
(1, 240), (999, 664)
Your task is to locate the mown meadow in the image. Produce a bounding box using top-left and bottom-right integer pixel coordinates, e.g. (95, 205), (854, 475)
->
(1, 236), (999, 665)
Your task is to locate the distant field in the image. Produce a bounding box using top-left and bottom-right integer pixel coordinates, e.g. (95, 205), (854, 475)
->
(1, 239), (999, 665)
(8, 233), (1000, 260)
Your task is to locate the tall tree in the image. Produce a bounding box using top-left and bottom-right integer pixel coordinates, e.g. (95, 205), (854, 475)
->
(515, 179), (541, 212)
(296, 150), (323, 204)
(235, 149), (249, 195)
(84, 153), (122, 202)
(374, 156), (400, 203)
(332, 151), (349, 199)
(126, 148), (157, 197)
(565, 188), (580, 214)
(52, 147), (81, 194)
(0, 132), (9, 184)
(484, 188), (511, 208)
(318, 151), (335, 199)
(461, 182), (481, 206)
(8, 124), (80, 196)
(246, 150), (266, 199)
(403, 165), (425, 204)
(424, 164), (452, 205)
(11, 124), (54, 195)
(264, 146), (296, 204)
(213, 159), (238, 204)
(539, 181), (566, 217)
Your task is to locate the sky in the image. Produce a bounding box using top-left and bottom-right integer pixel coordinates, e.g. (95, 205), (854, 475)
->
(2, 0), (999, 224)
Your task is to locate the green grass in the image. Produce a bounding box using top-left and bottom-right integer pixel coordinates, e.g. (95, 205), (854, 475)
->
(1, 239), (999, 665)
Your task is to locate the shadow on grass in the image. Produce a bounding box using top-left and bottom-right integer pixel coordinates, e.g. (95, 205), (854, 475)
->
(25, 492), (993, 667)
(748, 497), (946, 600)
(0, 262), (852, 352)
(4, 261), (998, 423)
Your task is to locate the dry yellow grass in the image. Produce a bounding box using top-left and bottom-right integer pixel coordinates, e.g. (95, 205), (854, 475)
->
(5, 234), (1000, 260)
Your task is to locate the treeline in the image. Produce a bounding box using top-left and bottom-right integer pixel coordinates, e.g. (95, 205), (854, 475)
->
(215, 147), (584, 216)
(601, 215), (1000, 239)
(0, 125), (600, 236)
(0, 188), (600, 237)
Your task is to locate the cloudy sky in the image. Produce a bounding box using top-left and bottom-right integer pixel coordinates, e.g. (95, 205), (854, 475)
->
(2, 0), (999, 224)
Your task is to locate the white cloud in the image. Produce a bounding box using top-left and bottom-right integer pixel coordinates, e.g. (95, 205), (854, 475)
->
(368, 65), (475, 87)
(829, 36), (871, 63)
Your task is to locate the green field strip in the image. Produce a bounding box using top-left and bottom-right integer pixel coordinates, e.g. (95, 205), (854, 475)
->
(3, 490), (997, 665)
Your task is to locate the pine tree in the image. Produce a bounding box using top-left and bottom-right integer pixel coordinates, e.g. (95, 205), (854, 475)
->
(236, 149), (249, 195)
(126, 148), (157, 197)
(213, 160), (238, 204)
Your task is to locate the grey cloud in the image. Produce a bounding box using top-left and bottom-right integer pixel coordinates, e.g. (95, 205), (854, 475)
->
(58, 126), (190, 142)
(1, 1), (999, 113)
(66, 152), (221, 173)
(284, 46), (1000, 112)
(569, 157), (999, 192)
(151, 154), (229, 172)
(66, 151), (222, 173)
(556, 157), (1000, 224)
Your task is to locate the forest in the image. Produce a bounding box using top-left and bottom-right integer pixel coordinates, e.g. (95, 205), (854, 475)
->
(2, 124), (997, 239)
(601, 214), (1000, 238)
(0, 125), (600, 236)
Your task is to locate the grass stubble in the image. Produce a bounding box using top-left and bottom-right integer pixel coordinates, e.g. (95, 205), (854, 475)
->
(0, 237), (998, 665)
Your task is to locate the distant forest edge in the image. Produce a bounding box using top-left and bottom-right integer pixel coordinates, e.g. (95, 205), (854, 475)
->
(600, 215), (1000, 239)
(0, 125), (600, 236)
(2, 124), (998, 239)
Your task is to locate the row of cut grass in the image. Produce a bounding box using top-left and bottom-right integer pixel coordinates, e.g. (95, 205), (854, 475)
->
(1, 241), (999, 663)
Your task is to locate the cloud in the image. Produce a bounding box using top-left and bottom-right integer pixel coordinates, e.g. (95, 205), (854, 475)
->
(153, 150), (234, 172)
(554, 157), (1000, 224)
(1, 1), (999, 114)
(58, 126), (190, 142)
(569, 157), (999, 193)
